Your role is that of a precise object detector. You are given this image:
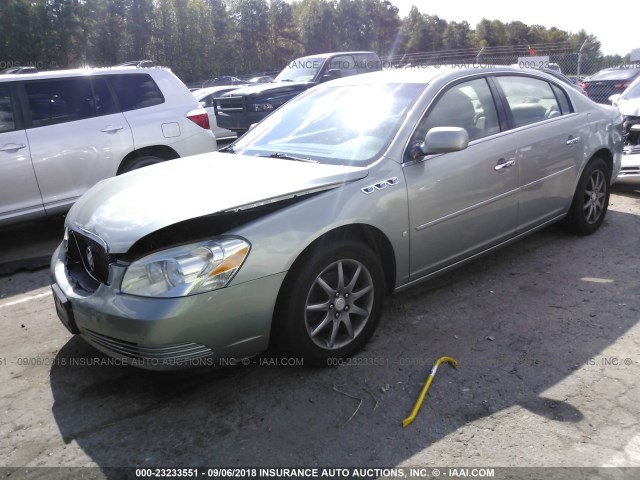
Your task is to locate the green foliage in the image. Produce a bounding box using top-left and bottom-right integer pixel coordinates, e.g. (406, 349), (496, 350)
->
(0, 0), (614, 83)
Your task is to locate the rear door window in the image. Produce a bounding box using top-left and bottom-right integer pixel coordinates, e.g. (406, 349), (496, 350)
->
(91, 77), (119, 116)
(25, 78), (95, 127)
(496, 76), (564, 128)
(0, 84), (16, 132)
(107, 74), (164, 111)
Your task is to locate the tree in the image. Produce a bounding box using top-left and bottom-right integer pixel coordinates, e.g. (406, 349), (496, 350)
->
(267, 0), (301, 69)
(128, 0), (154, 60)
(474, 18), (508, 47)
(292, 0), (338, 54)
(228, 0), (270, 72)
(442, 21), (473, 51)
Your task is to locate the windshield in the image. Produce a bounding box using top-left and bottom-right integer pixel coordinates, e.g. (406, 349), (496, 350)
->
(231, 83), (426, 165)
(274, 56), (325, 83)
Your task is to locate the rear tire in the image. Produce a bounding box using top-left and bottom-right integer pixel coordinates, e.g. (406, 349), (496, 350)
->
(565, 157), (610, 235)
(273, 241), (386, 366)
(119, 155), (164, 174)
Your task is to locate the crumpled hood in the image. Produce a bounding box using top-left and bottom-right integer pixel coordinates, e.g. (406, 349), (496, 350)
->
(220, 81), (311, 98)
(67, 152), (368, 253)
(618, 98), (640, 117)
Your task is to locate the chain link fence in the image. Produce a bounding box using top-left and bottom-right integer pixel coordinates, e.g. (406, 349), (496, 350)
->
(189, 42), (639, 104)
(383, 42), (640, 104)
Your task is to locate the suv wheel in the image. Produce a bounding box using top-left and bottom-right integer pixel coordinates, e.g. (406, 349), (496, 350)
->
(119, 155), (164, 174)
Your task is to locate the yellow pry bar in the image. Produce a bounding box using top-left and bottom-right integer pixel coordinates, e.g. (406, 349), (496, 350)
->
(402, 356), (459, 428)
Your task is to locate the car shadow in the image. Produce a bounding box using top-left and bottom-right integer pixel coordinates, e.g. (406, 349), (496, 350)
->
(48, 210), (639, 472)
(612, 183), (640, 198)
(0, 216), (64, 277)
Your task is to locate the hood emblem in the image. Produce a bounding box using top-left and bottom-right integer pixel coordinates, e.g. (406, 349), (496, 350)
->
(86, 246), (95, 272)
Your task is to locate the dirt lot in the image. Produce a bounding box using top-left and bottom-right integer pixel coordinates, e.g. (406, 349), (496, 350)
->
(0, 185), (639, 479)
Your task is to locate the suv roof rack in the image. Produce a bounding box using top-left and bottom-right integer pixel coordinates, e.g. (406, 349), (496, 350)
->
(114, 60), (156, 68)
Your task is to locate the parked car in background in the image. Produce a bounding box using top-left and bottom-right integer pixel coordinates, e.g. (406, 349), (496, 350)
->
(249, 76), (274, 84)
(0, 66), (216, 226)
(579, 66), (640, 104)
(610, 76), (640, 183)
(202, 76), (245, 87)
(51, 66), (622, 370)
(511, 64), (587, 95)
(0, 66), (37, 74)
(214, 51), (382, 134)
(192, 86), (239, 140)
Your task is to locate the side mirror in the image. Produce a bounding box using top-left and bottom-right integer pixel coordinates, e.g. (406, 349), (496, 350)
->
(608, 94), (621, 106)
(321, 69), (342, 82)
(410, 127), (469, 160)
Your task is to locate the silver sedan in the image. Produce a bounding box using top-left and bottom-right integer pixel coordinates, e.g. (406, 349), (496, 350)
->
(51, 66), (623, 369)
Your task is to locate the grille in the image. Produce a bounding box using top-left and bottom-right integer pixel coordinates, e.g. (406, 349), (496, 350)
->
(624, 146), (640, 155)
(84, 329), (214, 364)
(216, 96), (244, 112)
(66, 230), (112, 291)
(619, 166), (640, 176)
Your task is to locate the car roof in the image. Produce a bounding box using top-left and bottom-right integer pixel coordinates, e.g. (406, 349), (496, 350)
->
(295, 51), (377, 60)
(325, 65), (548, 86)
(0, 66), (170, 82)
(193, 85), (242, 97)
(587, 67), (640, 81)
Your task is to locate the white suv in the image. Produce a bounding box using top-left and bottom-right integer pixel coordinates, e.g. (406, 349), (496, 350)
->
(0, 66), (216, 226)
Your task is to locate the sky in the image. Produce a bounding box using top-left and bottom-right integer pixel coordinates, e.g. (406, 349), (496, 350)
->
(391, 0), (632, 56)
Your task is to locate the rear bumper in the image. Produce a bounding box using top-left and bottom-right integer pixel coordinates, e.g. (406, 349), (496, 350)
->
(615, 152), (640, 184)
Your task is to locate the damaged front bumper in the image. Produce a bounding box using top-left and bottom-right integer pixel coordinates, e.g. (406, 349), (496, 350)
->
(50, 242), (286, 370)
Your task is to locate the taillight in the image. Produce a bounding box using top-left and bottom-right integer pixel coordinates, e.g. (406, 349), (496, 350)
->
(614, 80), (631, 89)
(187, 110), (210, 129)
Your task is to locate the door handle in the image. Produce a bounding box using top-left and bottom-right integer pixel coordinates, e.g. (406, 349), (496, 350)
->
(566, 136), (580, 145)
(494, 159), (515, 171)
(101, 125), (123, 133)
(0, 143), (26, 152)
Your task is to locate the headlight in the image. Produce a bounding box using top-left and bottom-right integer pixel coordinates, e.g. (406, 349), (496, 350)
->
(121, 238), (250, 298)
(249, 102), (274, 112)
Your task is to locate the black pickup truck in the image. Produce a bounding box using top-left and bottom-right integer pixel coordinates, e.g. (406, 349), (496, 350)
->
(214, 51), (382, 134)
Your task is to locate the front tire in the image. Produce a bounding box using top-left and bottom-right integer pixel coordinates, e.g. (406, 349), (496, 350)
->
(274, 241), (386, 366)
(565, 157), (610, 235)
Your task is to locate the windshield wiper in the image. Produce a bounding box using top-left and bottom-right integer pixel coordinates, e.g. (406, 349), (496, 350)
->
(219, 144), (235, 154)
(265, 152), (318, 163)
